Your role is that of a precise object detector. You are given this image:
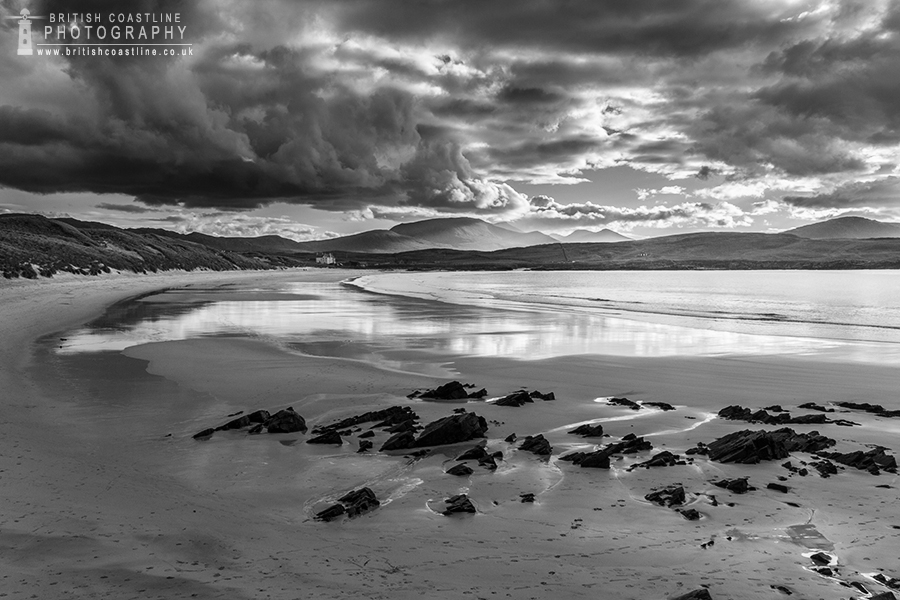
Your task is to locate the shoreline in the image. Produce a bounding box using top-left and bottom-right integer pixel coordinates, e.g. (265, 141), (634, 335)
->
(3, 269), (900, 599)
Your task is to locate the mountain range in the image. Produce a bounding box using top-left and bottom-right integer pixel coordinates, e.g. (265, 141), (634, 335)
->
(3, 213), (900, 278)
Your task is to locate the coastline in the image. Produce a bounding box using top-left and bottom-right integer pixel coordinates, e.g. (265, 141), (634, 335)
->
(3, 269), (900, 599)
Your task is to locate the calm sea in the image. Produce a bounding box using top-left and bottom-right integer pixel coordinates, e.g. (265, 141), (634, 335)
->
(57, 270), (900, 364)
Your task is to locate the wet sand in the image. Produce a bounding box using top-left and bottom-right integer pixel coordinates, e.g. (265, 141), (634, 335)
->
(2, 269), (899, 599)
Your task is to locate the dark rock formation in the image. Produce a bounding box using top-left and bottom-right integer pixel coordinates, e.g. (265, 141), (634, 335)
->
(718, 405), (829, 426)
(605, 433), (653, 454)
(706, 428), (835, 464)
(630, 450), (682, 469)
(307, 431), (343, 445)
(519, 493), (536, 503)
(871, 573), (900, 590)
(421, 381), (469, 400)
(764, 405), (785, 412)
(817, 447), (897, 475)
(869, 592), (897, 600)
(678, 508), (701, 520)
(192, 428), (215, 439)
(712, 477), (754, 494)
(645, 485), (686, 507)
(767, 482), (789, 493)
(670, 589), (713, 600)
(608, 397), (641, 410)
(418, 381), (489, 401)
(495, 391), (534, 407)
(519, 434), (552, 456)
(529, 390), (555, 401)
(314, 406), (419, 434)
(799, 402), (833, 412)
(412, 412), (489, 448)
(359, 430), (374, 438)
(644, 401), (676, 411)
(446, 463), (474, 476)
(443, 494), (476, 515)
(810, 459), (839, 477)
(456, 445), (488, 461)
(835, 402), (900, 418)
(504, 433), (517, 443)
(384, 419), (418, 434)
(338, 487), (380, 518)
(357, 440), (373, 452)
(810, 552), (831, 565)
(478, 455), (498, 470)
(265, 407), (307, 434)
(314, 504), (346, 521)
(568, 423), (604, 437)
(379, 431), (416, 451)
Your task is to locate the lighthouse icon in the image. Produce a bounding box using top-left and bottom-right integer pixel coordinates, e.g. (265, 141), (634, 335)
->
(18, 8), (33, 55)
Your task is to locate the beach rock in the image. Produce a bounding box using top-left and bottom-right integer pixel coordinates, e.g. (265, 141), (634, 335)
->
(248, 424), (264, 434)
(455, 445), (488, 461)
(810, 552), (831, 565)
(504, 433), (517, 443)
(246, 409), (270, 423)
(872, 574), (900, 589)
(686, 443), (708, 456)
(338, 487), (380, 518)
(359, 430), (374, 438)
(764, 405), (785, 412)
(446, 463), (474, 476)
(706, 428), (835, 464)
(817, 447), (897, 474)
(307, 431), (343, 445)
(520, 493), (536, 503)
(412, 412), (489, 448)
(630, 450), (681, 469)
(443, 494), (476, 515)
(609, 397), (641, 410)
(314, 504), (346, 522)
(798, 402), (833, 412)
(316, 406), (418, 434)
(645, 485), (686, 507)
(605, 433), (652, 455)
(478, 455), (498, 470)
(217, 414), (252, 431)
(357, 439), (373, 452)
(469, 388), (488, 399)
(192, 428), (215, 439)
(568, 423), (604, 437)
(265, 407), (307, 434)
(678, 508), (701, 521)
(767, 482), (789, 493)
(420, 381), (469, 400)
(718, 405), (828, 426)
(670, 589), (713, 600)
(519, 434), (552, 456)
(869, 593), (897, 600)
(380, 431), (416, 451)
(836, 401), (885, 413)
(385, 419), (418, 434)
(712, 477), (754, 494)
(808, 459), (838, 477)
(644, 401), (676, 411)
(495, 391), (534, 407)
(529, 390), (556, 401)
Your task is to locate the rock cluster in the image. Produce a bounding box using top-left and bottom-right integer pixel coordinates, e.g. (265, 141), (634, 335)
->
(493, 389), (556, 407)
(629, 450), (686, 470)
(314, 487), (380, 522)
(380, 411), (488, 451)
(608, 397), (641, 410)
(717, 405), (857, 426)
(712, 477), (754, 494)
(702, 428), (836, 464)
(312, 405), (419, 435)
(643, 401), (676, 411)
(568, 423), (604, 437)
(645, 485), (686, 507)
(414, 381), (486, 401)
(443, 494), (476, 515)
(835, 401), (900, 418)
(561, 434), (653, 469)
(816, 447), (897, 475)
(670, 589), (713, 600)
(519, 434), (552, 455)
(193, 407), (307, 439)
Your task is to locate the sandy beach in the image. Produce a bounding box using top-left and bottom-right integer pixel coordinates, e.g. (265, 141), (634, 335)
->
(2, 269), (899, 600)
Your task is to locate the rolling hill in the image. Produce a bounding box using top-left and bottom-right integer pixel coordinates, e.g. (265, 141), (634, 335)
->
(555, 228), (631, 243)
(785, 216), (900, 239)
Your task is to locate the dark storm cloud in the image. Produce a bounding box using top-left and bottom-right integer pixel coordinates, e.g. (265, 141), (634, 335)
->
(96, 202), (159, 213)
(0, 0), (898, 221)
(783, 178), (900, 209)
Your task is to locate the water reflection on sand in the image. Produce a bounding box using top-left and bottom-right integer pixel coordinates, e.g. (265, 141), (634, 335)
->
(56, 277), (891, 363)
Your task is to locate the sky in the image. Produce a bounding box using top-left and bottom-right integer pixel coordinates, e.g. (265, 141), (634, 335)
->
(0, 0), (899, 240)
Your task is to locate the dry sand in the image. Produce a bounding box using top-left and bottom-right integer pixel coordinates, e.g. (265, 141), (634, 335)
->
(2, 269), (899, 599)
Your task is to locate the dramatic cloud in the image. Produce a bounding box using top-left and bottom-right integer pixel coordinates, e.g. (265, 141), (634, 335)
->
(0, 0), (898, 230)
